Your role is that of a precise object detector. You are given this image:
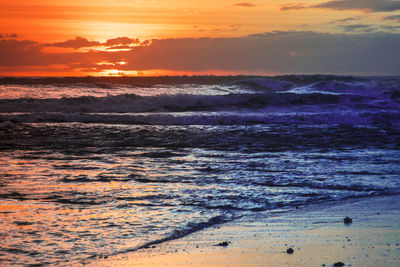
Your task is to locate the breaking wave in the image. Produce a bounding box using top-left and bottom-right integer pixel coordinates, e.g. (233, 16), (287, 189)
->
(0, 76), (399, 126)
(0, 92), (356, 113)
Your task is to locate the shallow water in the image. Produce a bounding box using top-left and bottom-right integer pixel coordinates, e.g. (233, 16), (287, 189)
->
(0, 76), (400, 265)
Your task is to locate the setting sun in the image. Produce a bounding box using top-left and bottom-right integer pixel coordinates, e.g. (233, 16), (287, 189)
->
(1, 0), (400, 76)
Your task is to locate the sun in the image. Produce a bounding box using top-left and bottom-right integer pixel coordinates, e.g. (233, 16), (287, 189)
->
(100, 69), (141, 76)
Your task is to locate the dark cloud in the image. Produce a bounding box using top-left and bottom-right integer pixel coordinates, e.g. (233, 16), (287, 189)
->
(47, 36), (142, 49)
(234, 2), (256, 7)
(0, 33), (18, 39)
(330, 17), (359, 23)
(314, 0), (400, 12)
(340, 24), (373, 32)
(0, 39), (102, 67)
(113, 31), (400, 75)
(282, 0), (400, 12)
(2, 32), (400, 75)
(383, 14), (400, 21)
(103, 37), (140, 46)
(0, 39), (45, 66)
(381, 24), (400, 30)
(48, 37), (101, 49)
(280, 4), (307, 11)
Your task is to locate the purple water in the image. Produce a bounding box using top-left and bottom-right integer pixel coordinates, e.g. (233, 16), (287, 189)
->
(0, 75), (399, 265)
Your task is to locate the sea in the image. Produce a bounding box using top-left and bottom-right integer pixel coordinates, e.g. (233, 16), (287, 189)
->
(0, 75), (399, 266)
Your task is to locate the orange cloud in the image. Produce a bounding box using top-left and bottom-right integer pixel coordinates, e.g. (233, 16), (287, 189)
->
(104, 37), (140, 46)
(48, 37), (101, 49)
(45, 36), (147, 50)
(234, 2), (256, 7)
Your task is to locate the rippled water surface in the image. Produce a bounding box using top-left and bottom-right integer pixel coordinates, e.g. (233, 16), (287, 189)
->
(1, 123), (399, 265)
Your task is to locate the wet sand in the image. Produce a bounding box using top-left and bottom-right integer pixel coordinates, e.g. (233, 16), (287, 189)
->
(87, 195), (400, 266)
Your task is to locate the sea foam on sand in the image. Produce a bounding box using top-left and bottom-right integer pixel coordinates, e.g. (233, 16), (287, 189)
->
(87, 195), (400, 266)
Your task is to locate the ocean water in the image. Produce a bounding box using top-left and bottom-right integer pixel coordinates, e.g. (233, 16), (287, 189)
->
(0, 75), (400, 266)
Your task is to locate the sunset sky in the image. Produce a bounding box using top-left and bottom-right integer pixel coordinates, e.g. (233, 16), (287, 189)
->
(1, 0), (400, 76)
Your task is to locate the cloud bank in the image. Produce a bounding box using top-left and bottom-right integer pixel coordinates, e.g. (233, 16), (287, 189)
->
(46, 36), (141, 49)
(1, 31), (400, 75)
(384, 14), (400, 21)
(282, 0), (400, 12)
(49, 37), (101, 49)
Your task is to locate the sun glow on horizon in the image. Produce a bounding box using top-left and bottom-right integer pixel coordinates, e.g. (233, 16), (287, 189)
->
(1, 0), (400, 76)
(103, 69), (127, 76)
(3, 0), (384, 43)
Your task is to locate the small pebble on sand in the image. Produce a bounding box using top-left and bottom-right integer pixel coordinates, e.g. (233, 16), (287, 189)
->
(333, 262), (345, 267)
(216, 241), (230, 247)
(344, 217), (352, 224)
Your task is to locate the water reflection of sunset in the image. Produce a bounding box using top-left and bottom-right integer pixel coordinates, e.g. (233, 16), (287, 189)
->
(0, 145), (175, 264)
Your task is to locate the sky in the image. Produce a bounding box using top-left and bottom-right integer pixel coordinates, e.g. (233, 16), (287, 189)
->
(1, 0), (400, 76)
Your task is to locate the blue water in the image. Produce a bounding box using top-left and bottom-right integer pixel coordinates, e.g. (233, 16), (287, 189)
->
(0, 75), (399, 266)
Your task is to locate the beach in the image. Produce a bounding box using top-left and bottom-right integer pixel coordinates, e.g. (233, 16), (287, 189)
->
(89, 195), (400, 266)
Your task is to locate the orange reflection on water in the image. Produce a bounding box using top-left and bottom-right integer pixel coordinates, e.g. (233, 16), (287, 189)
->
(0, 146), (176, 265)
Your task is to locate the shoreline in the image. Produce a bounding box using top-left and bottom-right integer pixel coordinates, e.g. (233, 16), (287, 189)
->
(86, 194), (400, 266)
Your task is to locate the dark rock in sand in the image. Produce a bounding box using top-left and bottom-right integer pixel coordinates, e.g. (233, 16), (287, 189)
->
(216, 241), (230, 247)
(333, 262), (345, 266)
(343, 217), (352, 224)
(286, 247), (294, 254)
